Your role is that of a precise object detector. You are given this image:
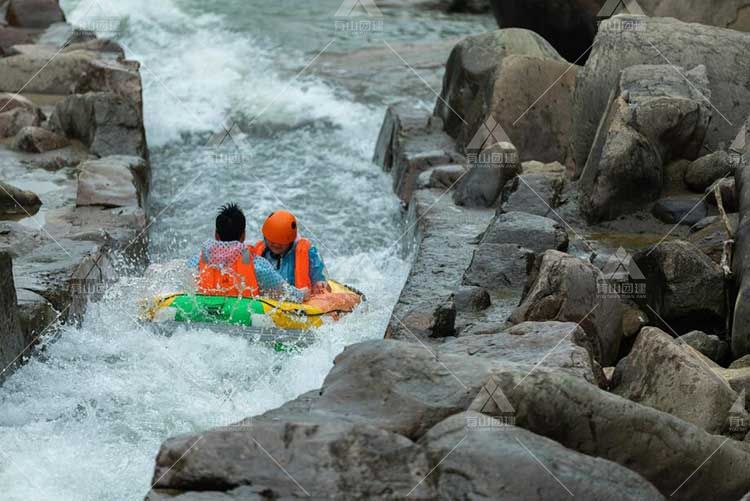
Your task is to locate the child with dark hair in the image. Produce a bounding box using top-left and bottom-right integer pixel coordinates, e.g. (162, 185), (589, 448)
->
(188, 203), (309, 302)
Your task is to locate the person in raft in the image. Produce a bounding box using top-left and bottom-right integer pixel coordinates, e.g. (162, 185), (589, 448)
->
(251, 210), (330, 294)
(188, 203), (309, 302)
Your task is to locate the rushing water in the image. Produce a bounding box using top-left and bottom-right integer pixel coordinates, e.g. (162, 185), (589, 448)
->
(0, 1), (491, 499)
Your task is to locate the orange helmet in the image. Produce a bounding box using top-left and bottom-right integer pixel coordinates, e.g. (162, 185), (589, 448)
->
(262, 210), (298, 245)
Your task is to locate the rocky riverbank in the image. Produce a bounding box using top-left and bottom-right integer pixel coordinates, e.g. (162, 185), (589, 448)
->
(0, 0), (148, 381)
(145, 4), (750, 499)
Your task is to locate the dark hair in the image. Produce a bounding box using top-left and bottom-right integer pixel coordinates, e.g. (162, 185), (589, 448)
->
(215, 203), (245, 241)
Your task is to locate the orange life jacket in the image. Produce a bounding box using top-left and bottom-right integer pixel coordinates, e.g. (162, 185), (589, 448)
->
(253, 237), (312, 289)
(197, 245), (260, 297)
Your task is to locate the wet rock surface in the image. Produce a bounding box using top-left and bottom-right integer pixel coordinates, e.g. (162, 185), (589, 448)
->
(634, 240), (725, 334)
(573, 16), (750, 171)
(612, 327), (740, 433)
(579, 64), (711, 222)
(0, 8), (149, 380)
(510, 250), (624, 366)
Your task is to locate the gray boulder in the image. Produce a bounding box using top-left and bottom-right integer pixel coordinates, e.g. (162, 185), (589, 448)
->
(11, 126), (68, 153)
(573, 16), (750, 172)
(6, 0), (65, 28)
(0, 252), (25, 382)
(579, 64), (711, 222)
(0, 48), (143, 109)
(439, 321), (604, 385)
(634, 240), (725, 333)
(688, 213), (738, 265)
(398, 297), (456, 339)
(501, 160), (569, 217)
(651, 195), (709, 226)
(462, 243), (533, 291)
(0, 180), (41, 217)
(416, 164), (465, 190)
(638, 0), (750, 32)
(489, 368), (750, 500)
(0, 105), (43, 138)
(419, 412), (664, 501)
(679, 330), (731, 365)
(76, 156), (148, 209)
(612, 327), (740, 434)
(452, 285), (490, 313)
(151, 418), (434, 498)
(452, 141), (520, 208)
(686, 151), (735, 192)
(731, 355), (750, 370)
(310, 340), (496, 439)
(454, 54), (577, 166)
(482, 211), (568, 253)
(434, 29), (564, 144)
(49, 92), (148, 159)
(510, 250), (625, 366)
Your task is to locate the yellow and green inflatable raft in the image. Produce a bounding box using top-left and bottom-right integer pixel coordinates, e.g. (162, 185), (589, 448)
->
(141, 280), (364, 331)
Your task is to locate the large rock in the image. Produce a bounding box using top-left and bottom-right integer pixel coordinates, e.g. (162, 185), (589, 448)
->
(0, 180), (41, 216)
(638, 0), (750, 32)
(76, 156), (148, 208)
(688, 212), (738, 264)
(419, 412), (664, 500)
(439, 321), (603, 385)
(501, 160), (569, 217)
(308, 340), (494, 439)
(488, 368), (750, 500)
(0, 49), (142, 109)
(49, 92), (148, 158)
(0, 105), (43, 138)
(634, 240), (725, 333)
(373, 102), (461, 203)
(462, 243), (533, 291)
(573, 16), (750, 172)
(434, 29), (565, 145)
(679, 330), (731, 365)
(488, 0), (603, 63)
(11, 125), (68, 153)
(151, 418), (434, 498)
(651, 195), (710, 226)
(6, 0), (65, 28)
(452, 141), (519, 207)
(454, 54), (577, 166)
(579, 64), (711, 222)
(481, 210), (568, 253)
(612, 327), (740, 433)
(686, 151), (736, 192)
(0, 26), (43, 55)
(510, 250), (624, 366)
(0, 252), (25, 382)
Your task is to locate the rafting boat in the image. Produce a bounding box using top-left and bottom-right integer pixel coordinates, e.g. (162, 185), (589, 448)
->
(140, 280), (364, 331)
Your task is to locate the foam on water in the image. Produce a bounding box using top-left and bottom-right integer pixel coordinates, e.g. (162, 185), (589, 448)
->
(0, 0), (410, 499)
